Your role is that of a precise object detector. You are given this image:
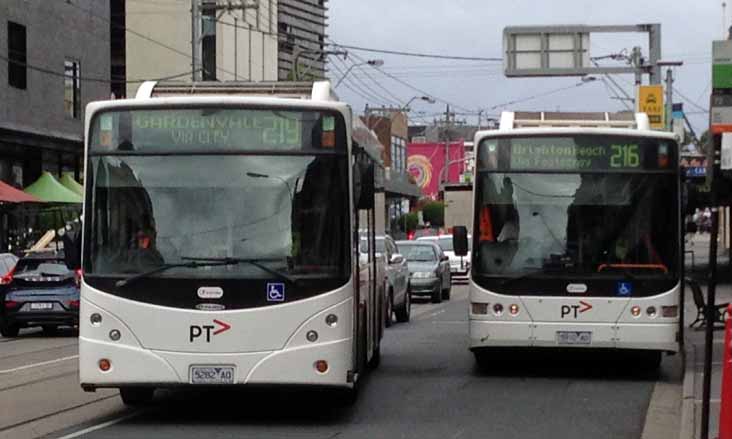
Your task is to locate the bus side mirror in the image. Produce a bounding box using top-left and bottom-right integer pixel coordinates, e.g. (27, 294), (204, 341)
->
(453, 226), (469, 257)
(62, 229), (82, 270)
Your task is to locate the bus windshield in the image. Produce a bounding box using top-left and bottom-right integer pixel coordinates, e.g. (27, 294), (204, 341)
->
(83, 108), (351, 306)
(472, 135), (679, 296)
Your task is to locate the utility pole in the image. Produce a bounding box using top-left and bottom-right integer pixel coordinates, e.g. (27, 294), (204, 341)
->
(442, 104), (454, 189)
(191, 0), (201, 80)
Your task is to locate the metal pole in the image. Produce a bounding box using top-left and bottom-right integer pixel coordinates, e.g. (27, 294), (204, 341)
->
(701, 141), (722, 439)
(234, 15), (238, 80)
(648, 23), (662, 85)
(666, 68), (674, 131)
(191, 0), (199, 80)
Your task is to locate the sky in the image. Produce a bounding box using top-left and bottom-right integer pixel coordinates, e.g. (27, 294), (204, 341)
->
(327, 0), (721, 135)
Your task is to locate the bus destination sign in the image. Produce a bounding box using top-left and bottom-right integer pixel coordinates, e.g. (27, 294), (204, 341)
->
(509, 142), (642, 170)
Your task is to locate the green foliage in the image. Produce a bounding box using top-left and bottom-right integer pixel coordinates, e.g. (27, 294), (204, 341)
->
(421, 201), (445, 227)
(397, 212), (419, 232)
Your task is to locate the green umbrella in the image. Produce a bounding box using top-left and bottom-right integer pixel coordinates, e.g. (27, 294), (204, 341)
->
(60, 172), (84, 196)
(24, 172), (82, 203)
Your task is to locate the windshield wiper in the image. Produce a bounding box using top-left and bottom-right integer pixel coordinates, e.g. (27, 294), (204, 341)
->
(115, 260), (237, 288)
(181, 256), (297, 285)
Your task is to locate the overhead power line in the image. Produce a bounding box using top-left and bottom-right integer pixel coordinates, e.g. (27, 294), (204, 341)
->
(483, 81), (594, 111)
(327, 42), (502, 62)
(0, 54), (198, 84)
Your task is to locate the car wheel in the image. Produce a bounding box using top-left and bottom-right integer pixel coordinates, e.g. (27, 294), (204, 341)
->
(385, 291), (393, 328)
(0, 324), (20, 338)
(395, 287), (411, 323)
(442, 283), (451, 300)
(119, 387), (155, 406)
(431, 283), (442, 304)
(42, 325), (58, 336)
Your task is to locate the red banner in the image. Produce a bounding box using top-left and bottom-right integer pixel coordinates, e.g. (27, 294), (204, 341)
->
(407, 142), (464, 199)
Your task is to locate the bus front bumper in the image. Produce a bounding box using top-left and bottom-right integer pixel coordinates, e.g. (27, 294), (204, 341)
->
(79, 336), (355, 390)
(469, 320), (679, 353)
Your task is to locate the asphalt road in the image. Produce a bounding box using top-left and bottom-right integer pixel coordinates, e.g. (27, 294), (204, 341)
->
(0, 284), (681, 439)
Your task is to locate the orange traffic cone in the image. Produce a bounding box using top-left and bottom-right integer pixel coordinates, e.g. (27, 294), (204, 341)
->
(720, 304), (732, 439)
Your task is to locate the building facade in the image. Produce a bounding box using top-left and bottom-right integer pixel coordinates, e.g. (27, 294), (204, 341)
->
(277, 0), (327, 80)
(363, 110), (421, 237)
(0, 0), (110, 187)
(118, 0), (280, 98)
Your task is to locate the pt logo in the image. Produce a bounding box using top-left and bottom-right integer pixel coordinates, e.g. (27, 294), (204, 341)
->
(560, 301), (593, 319)
(189, 319), (231, 342)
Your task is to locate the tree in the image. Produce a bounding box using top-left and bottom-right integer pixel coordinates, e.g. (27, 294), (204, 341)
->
(397, 212), (419, 232)
(421, 201), (445, 227)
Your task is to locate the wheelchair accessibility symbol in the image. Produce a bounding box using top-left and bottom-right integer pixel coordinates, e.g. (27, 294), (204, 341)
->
(267, 283), (285, 302)
(616, 282), (633, 296)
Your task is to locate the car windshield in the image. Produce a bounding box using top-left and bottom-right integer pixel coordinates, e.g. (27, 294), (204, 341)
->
(15, 259), (69, 275)
(399, 244), (437, 262)
(84, 108), (351, 283)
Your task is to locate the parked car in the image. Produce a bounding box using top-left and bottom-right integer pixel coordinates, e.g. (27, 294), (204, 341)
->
(0, 254), (80, 337)
(360, 235), (411, 326)
(0, 253), (19, 296)
(417, 235), (471, 282)
(397, 240), (451, 303)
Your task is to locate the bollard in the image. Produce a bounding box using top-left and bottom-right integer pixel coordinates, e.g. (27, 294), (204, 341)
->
(720, 304), (732, 439)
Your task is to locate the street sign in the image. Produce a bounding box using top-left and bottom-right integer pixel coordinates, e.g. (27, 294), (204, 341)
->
(712, 94), (732, 133)
(637, 85), (665, 129)
(713, 40), (732, 90)
(722, 133), (732, 171)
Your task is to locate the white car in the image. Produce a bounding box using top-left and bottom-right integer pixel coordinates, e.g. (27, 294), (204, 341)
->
(417, 234), (471, 282)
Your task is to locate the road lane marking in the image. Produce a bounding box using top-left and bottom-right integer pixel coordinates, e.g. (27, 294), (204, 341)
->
(55, 411), (140, 439)
(0, 355), (78, 374)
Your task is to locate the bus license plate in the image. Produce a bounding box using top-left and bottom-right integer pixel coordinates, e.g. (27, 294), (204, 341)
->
(190, 366), (235, 384)
(30, 303), (53, 310)
(556, 331), (592, 345)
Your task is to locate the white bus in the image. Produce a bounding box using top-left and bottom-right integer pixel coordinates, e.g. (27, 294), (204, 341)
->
(455, 111), (681, 369)
(71, 81), (385, 405)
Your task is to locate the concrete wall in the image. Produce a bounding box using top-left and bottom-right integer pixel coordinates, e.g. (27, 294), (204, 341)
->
(0, 0), (110, 141)
(125, 0), (278, 97)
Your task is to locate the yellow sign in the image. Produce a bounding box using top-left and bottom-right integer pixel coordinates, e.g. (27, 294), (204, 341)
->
(637, 85), (665, 129)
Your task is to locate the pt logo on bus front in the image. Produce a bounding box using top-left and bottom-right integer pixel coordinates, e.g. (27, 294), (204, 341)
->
(189, 319), (232, 342)
(560, 301), (593, 319)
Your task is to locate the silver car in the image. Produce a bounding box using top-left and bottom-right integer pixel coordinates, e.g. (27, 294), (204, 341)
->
(360, 236), (411, 326)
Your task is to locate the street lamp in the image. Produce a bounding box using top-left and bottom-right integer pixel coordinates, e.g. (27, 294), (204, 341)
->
(335, 59), (384, 88)
(403, 95), (436, 112)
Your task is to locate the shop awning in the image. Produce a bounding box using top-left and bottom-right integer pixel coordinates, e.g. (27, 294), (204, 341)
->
(24, 172), (82, 203)
(59, 173), (84, 196)
(0, 180), (41, 203)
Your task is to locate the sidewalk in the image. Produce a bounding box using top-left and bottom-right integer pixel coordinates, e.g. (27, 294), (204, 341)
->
(682, 234), (731, 439)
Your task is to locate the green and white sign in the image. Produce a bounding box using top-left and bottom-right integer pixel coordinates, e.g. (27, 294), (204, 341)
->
(713, 40), (732, 90)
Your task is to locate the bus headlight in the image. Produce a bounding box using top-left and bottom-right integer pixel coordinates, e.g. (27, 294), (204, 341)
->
(509, 304), (520, 316)
(109, 329), (121, 341)
(325, 314), (338, 327)
(661, 306), (678, 318)
(471, 303), (488, 315)
(646, 306), (657, 318)
(631, 306), (642, 318)
(306, 330), (318, 342)
(90, 313), (102, 326)
(493, 303), (504, 316)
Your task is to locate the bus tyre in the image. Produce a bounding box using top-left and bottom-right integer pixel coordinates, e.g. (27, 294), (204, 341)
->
(119, 387), (155, 406)
(640, 351), (663, 374)
(385, 291), (393, 328)
(369, 343), (381, 369)
(395, 288), (411, 323)
(0, 323), (19, 338)
(431, 285), (442, 304)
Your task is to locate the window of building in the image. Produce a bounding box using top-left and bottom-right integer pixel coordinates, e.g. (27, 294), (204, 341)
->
(64, 60), (81, 119)
(7, 21), (27, 89)
(201, 5), (217, 80)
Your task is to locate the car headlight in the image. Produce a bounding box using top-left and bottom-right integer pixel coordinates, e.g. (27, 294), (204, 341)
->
(412, 271), (436, 279)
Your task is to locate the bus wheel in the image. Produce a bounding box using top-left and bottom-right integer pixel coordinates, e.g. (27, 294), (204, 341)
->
(369, 343), (381, 369)
(119, 387), (155, 406)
